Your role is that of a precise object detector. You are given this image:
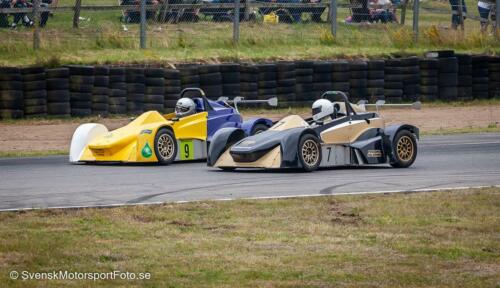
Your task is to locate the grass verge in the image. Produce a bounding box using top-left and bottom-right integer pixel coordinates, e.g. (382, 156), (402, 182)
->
(0, 150), (68, 158)
(0, 187), (499, 287)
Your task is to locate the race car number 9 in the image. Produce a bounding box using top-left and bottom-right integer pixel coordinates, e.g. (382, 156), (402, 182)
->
(180, 140), (194, 160)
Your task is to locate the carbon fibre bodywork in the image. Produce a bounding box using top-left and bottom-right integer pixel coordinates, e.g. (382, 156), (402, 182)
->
(208, 109), (419, 170)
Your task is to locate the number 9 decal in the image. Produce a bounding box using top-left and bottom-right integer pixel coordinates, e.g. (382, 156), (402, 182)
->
(184, 144), (190, 159)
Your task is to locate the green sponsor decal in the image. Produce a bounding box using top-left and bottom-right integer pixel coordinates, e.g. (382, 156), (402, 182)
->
(180, 140), (194, 160)
(141, 143), (153, 158)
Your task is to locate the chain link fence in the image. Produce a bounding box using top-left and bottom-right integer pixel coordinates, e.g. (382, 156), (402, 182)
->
(0, 0), (498, 52)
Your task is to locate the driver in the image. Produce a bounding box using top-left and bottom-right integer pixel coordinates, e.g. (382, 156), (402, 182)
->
(311, 99), (334, 125)
(175, 98), (196, 118)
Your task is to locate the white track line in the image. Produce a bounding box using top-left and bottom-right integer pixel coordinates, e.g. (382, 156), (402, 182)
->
(1, 185), (499, 213)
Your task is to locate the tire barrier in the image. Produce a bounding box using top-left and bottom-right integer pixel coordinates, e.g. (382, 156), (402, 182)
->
(221, 63), (240, 100)
(92, 66), (110, 116)
(164, 69), (181, 112)
(0, 67), (24, 119)
(109, 67), (127, 115)
(22, 67), (47, 117)
(0, 51), (499, 120)
(68, 65), (94, 117)
(46, 67), (71, 117)
(144, 68), (166, 113)
(126, 67), (145, 114)
(367, 60), (385, 101)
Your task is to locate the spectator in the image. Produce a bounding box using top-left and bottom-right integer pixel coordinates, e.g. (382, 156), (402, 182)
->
(448, 0), (467, 29)
(38, 0), (53, 27)
(10, 0), (34, 28)
(478, 0), (496, 33)
(121, 0), (158, 23)
(369, 0), (397, 23)
(0, 0), (10, 27)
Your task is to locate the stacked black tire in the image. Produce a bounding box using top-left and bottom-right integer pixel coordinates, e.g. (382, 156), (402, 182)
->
(313, 62), (333, 99)
(68, 65), (94, 117)
(419, 58), (439, 102)
(437, 56), (458, 101)
(240, 64), (259, 101)
(295, 61), (314, 105)
(108, 67), (127, 114)
(384, 59), (404, 102)
(257, 64), (277, 103)
(164, 69), (181, 112)
(144, 68), (165, 112)
(179, 65), (200, 98)
(46, 68), (71, 117)
(221, 64), (240, 99)
(331, 61), (350, 97)
(199, 65), (222, 99)
(455, 54), (473, 101)
(366, 60), (385, 101)
(401, 57), (420, 101)
(22, 67), (47, 117)
(489, 56), (500, 99)
(126, 67), (145, 114)
(471, 56), (489, 100)
(349, 61), (368, 102)
(92, 66), (110, 116)
(276, 62), (296, 107)
(0, 67), (24, 119)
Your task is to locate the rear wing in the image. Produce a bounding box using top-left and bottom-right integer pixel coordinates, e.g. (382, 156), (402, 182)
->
(217, 96), (278, 113)
(357, 100), (421, 113)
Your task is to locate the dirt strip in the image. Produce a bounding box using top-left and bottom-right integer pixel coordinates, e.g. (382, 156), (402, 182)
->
(0, 105), (498, 152)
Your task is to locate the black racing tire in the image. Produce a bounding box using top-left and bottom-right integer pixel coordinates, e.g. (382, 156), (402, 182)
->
(164, 70), (181, 80)
(223, 84), (240, 95)
(71, 101), (92, 109)
(71, 108), (92, 117)
(385, 59), (402, 67)
(109, 89), (126, 97)
(240, 74), (258, 82)
(67, 65), (94, 76)
(46, 68), (69, 78)
(240, 82), (258, 91)
(23, 73), (45, 82)
(298, 133), (322, 172)
(350, 78), (368, 87)
(0, 109), (24, 119)
(277, 71), (295, 80)
(220, 64), (240, 73)
(384, 89), (403, 98)
(70, 92), (91, 102)
(143, 103), (164, 112)
(70, 83), (93, 93)
(0, 74), (22, 81)
(401, 57), (419, 66)
(24, 98), (46, 107)
(384, 81), (404, 89)
(165, 86), (181, 94)
(109, 97), (126, 106)
(69, 76), (94, 86)
(278, 79), (296, 87)
(92, 87), (109, 95)
(145, 86), (165, 95)
(165, 79), (182, 87)
(94, 76), (109, 87)
(367, 60), (385, 70)
(145, 77), (165, 87)
(420, 85), (438, 94)
(127, 74), (146, 83)
(420, 77), (438, 86)
(23, 81), (46, 92)
(295, 68), (313, 77)
(0, 81), (23, 90)
(144, 94), (164, 104)
(127, 83), (146, 94)
(384, 74), (403, 82)
(350, 70), (368, 79)
(349, 62), (368, 71)
(109, 67), (125, 75)
(313, 62), (333, 73)
(331, 61), (350, 72)
(332, 82), (350, 91)
(144, 68), (165, 78)
(438, 58), (458, 73)
(47, 90), (70, 102)
(109, 105), (127, 114)
(420, 69), (438, 77)
(258, 80), (277, 89)
(21, 67), (44, 75)
(277, 85), (295, 94)
(256, 64), (276, 73)
(91, 94), (109, 103)
(296, 75), (313, 83)
(458, 65), (472, 75)
(221, 72), (240, 84)
(367, 70), (384, 80)
(164, 99), (178, 109)
(47, 103), (71, 115)
(154, 128), (177, 165)
(438, 73), (458, 87)
(390, 130), (417, 168)
(199, 72), (222, 85)
(47, 78), (69, 90)
(367, 79), (384, 87)
(109, 75), (126, 83)
(250, 123), (269, 135)
(257, 72), (277, 81)
(110, 82), (127, 90)
(198, 65), (220, 74)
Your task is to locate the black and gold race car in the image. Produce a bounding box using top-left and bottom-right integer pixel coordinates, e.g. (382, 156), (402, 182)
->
(208, 91), (420, 172)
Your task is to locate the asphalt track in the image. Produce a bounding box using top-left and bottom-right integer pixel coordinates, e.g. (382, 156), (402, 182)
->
(1, 133), (500, 211)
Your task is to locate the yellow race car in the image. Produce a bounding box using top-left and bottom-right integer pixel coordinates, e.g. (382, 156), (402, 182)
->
(69, 88), (276, 164)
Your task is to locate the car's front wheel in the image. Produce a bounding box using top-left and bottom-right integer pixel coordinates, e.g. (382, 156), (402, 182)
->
(298, 134), (322, 172)
(390, 130), (417, 168)
(154, 128), (177, 165)
(251, 123), (269, 135)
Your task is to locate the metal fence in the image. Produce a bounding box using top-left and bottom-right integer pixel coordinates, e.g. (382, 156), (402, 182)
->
(0, 0), (498, 50)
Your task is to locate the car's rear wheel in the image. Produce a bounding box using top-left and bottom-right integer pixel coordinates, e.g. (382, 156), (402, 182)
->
(251, 123), (269, 135)
(298, 134), (322, 172)
(390, 130), (417, 168)
(154, 128), (177, 165)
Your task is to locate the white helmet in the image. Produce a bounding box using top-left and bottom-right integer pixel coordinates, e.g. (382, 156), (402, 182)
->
(312, 99), (334, 122)
(175, 98), (196, 118)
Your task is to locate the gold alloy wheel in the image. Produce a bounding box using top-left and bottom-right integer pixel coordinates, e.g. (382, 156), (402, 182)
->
(301, 139), (319, 167)
(157, 134), (174, 160)
(396, 135), (414, 162)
